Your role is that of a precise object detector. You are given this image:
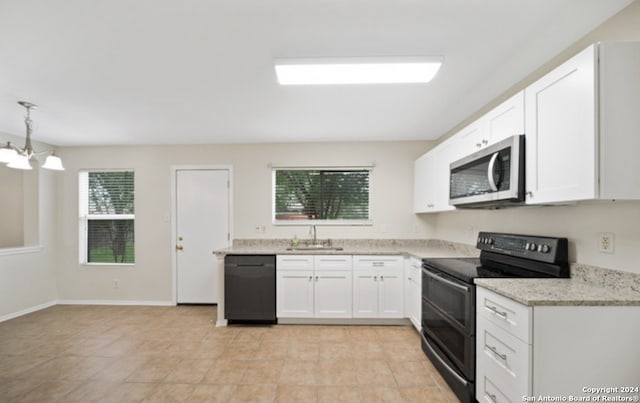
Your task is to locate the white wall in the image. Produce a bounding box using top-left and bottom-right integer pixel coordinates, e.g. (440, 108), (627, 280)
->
(55, 141), (434, 302)
(0, 167), (24, 247)
(425, 1), (640, 275)
(0, 132), (59, 320)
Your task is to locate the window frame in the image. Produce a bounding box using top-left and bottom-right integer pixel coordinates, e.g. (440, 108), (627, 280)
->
(272, 166), (373, 226)
(79, 169), (136, 266)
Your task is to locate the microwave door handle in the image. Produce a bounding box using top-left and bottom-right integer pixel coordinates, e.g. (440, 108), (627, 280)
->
(487, 152), (499, 191)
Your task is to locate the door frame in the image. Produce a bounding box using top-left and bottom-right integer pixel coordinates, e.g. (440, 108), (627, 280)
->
(170, 165), (233, 305)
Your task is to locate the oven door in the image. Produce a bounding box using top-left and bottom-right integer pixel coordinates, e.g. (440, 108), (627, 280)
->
(449, 134), (524, 207)
(421, 267), (475, 379)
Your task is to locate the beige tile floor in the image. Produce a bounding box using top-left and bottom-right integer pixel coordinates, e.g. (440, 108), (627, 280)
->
(0, 305), (458, 402)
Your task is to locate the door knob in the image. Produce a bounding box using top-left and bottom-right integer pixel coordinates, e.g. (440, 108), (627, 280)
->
(176, 245), (184, 251)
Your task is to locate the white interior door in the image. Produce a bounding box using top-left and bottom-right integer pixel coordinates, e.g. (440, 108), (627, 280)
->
(176, 169), (230, 303)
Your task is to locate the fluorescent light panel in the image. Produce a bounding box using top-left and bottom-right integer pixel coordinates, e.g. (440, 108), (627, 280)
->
(274, 56), (442, 85)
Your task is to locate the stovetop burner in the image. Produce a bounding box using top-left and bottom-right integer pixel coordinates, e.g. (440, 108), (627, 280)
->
(422, 232), (569, 283)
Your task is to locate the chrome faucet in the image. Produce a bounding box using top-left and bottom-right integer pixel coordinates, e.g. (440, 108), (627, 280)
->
(310, 225), (317, 245)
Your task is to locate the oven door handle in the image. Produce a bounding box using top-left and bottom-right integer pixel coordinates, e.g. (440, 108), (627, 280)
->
(423, 268), (471, 292)
(422, 334), (468, 386)
(487, 151), (500, 191)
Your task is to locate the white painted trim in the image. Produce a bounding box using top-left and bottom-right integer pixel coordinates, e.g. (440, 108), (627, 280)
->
(170, 165), (234, 306)
(57, 300), (174, 306)
(0, 245), (43, 256)
(0, 300), (56, 323)
(216, 319), (228, 327)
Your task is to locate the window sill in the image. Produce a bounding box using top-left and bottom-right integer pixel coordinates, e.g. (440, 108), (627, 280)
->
(81, 263), (136, 268)
(0, 245), (44, 257)
(273, 220), (373, 226)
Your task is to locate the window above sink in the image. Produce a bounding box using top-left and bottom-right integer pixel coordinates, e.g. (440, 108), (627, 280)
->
(272, 166), (372, 226)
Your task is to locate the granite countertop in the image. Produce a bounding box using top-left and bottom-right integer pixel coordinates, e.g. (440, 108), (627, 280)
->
(214, 238), (480, 260)
(475, 263), (640, 307)
(218, 238), (640, 307)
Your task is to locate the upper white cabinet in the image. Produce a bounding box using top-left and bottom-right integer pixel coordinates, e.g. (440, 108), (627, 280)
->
(525, 42), (640, 204)
(413, 140), (456, 213)
(485, 91), (525, 144)
(457, 91), (525, 158)
(414, 91), (524, 214)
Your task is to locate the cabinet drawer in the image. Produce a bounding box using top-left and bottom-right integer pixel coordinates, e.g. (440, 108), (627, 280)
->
(353, 255), (404, 270)
(477, 287), (531, 343)
(477, 374), (515, 403)
(276, 255), (314, 270)
(314, 255), (352, 270)
(476, 316), (531, 398)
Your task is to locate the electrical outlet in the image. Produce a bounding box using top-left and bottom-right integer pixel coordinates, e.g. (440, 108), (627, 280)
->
(597, 232), (615, 254)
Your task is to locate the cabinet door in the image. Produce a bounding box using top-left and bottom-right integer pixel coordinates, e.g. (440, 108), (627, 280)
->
(314, 270), (352, 318)
(276, 270), (314, 318)
(525, 45), (597, 204)
(455, 119), (486, 158)
(406, 258), (422, 330)
(432, 140), (456, 212)
(413, 151), (435, 213)
(352, 268), (378, 318)
(378, 267), (404, 318)
(485, 91), (524, 144)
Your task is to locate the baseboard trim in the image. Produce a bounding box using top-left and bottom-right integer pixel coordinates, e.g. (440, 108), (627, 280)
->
(276, 318), (411, 326)
(216, 319), (228, 327)
(0, 300), (57, 323)
(56, 300), (175, 306)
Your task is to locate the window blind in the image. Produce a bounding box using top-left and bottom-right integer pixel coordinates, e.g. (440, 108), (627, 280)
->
(79, 171), (135, 264)
(274, 169), (370, 221)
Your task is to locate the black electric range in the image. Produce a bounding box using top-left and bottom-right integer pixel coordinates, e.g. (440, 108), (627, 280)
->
(420, 232), (569, 403)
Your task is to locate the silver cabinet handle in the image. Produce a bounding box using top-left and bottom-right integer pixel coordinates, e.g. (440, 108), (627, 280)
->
(486, 305), (507, 319)
(486, 344), (507, 360)
(476, 143), (482, 148)
(315, 276), (319, 282)
(308, 276), (312, 281)
(380, 275), (384, 281)
(373, 275), (377, 281)
(482, 139), (488, 145)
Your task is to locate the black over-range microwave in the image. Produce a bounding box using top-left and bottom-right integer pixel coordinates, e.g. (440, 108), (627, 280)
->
(449, 134), (525, 208)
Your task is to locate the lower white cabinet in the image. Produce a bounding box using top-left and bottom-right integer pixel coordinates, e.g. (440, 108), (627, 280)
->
(353, 255), (404, 318)
(404, 257), (422, 331)
(476, 287), (640, 401)
(276, 255), (352, 318)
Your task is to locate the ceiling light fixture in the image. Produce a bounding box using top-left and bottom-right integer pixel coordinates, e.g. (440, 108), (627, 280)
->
(274, 56), (443, 85)
(0, 101), (64, 171)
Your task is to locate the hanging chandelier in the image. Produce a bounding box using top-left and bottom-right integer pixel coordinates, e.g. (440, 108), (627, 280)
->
(0, 101), (65, 171)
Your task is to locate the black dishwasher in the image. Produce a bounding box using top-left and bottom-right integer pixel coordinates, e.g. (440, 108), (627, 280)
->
(224, 255), (276, 324)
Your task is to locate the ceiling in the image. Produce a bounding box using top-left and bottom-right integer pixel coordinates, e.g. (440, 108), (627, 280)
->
(0, 0), (634, 146)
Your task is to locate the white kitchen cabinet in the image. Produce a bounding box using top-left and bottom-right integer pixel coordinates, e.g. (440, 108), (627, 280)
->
(276, 255), (352, 318)
(454, 91), (525, 159)
(484, 91), (524, 144)
(276, 255), (315, 318)
(476, 287), (640, 401)
(352, 255), (404, 318)
(413, 140), (456, 213)
(404, 257), (422, 331)
(525, 42), (640, 204)
(414, 91), (524, 214)
(313, 256), (352, 318)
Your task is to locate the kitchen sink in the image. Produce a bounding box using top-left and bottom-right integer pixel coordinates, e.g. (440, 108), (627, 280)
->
(285, 245), (344, 251)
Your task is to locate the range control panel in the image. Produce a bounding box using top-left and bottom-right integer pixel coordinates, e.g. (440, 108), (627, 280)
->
(476, 232), (568, 264)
